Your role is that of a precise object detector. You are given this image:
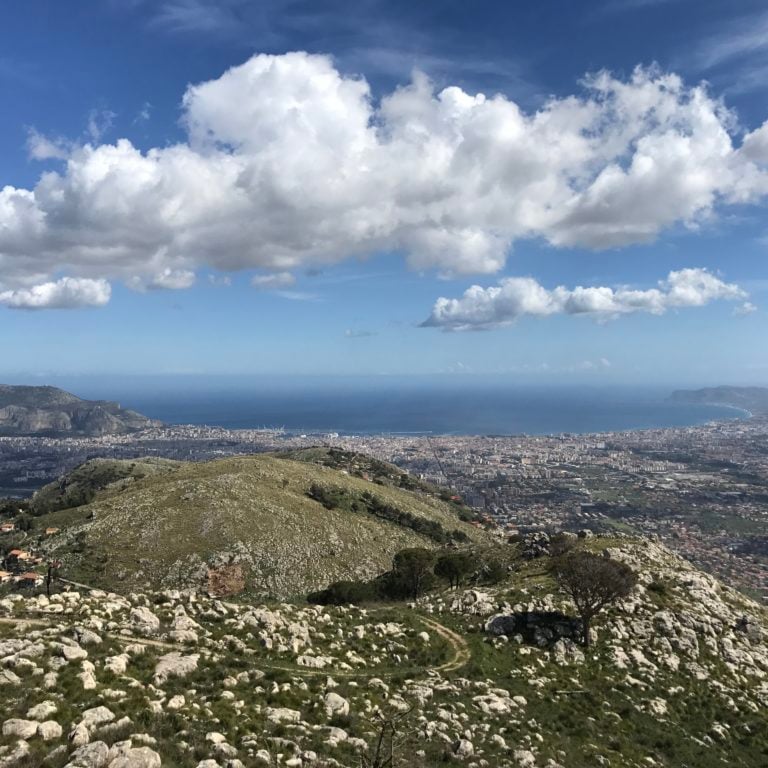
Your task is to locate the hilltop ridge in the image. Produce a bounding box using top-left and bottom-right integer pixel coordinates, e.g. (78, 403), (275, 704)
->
(29, 457), (183, 515)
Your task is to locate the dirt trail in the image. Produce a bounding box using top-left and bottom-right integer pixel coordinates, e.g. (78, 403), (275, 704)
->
(0, 616), (51, 630)
(223, 613), (471, 679)
(0, 587), (471, 678)
(419, 615), (471, 673)
(1, 610), (470, 678)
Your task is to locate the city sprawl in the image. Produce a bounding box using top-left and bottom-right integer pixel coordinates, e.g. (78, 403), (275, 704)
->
(2, 416), (767, 602)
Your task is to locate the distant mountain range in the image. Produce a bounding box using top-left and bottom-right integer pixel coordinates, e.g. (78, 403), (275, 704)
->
(0, 384), (160, 436)
(670, 386), (768, 415)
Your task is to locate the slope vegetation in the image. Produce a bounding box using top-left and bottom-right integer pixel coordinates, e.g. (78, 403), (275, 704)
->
(40, 454), (490, 597)
(30, 457), (182, 514)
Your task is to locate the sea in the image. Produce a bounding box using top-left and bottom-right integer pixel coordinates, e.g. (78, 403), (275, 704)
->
(61, 378), (751, 437)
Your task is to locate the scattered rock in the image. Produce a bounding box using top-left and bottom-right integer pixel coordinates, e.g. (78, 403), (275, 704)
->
(27, 701), (58, 721)
(66, 741), (110, 768)
(323, 692), (349, 718)
(166, 695), (185, 711)
(514, 748), (537, 767)
(38, 721), (63, 741)
(60, 644), (88, 662)
(266, 708), (301, 724)
(454, 739), (474, 758)
(153, 652), (199, 685)
(104, 655), (130, 675)
(130, 607), (160, 636)
(107, 747), (161, 768)
(69, 723), (91, 748)
(80, 707), (115, 731)
(0, 670), (22, 687)
(2, 719), (38, 739)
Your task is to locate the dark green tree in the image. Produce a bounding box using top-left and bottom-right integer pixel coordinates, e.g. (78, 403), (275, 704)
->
(481, 558), (507, 585)
(554, 550), (637, 647)
(434, 552), (474, 589)
(16, 514), (34, 532)
(392, 548), (436, 599)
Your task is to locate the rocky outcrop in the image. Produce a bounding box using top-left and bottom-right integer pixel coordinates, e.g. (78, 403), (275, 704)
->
(323, 692), (349, 718)
(66, 741), (110, 768)
(0, 385), (160, 436)
(107, 747), (161, 768)
(486, 611), (583, 647)
(2, 720), (38, 739)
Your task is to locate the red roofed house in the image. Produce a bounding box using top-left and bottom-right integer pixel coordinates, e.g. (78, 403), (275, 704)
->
(15, 572), (43, 587)
(4, 549), (34, 570)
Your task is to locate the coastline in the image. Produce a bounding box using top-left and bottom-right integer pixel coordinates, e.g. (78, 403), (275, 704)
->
(713, 404), (754, 419)
(121, 391), (751, 439)
(143, 404), (752, 439)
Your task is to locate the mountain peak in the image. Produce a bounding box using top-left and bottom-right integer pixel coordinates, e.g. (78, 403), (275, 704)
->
(0, 384), (160, 436)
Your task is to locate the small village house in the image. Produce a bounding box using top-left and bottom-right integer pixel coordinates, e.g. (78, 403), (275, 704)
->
(15, 572), (43, 587)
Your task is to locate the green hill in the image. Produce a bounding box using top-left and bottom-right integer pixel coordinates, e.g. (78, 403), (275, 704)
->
(38, 453), (490, 597)
(30, 457), (182, 514)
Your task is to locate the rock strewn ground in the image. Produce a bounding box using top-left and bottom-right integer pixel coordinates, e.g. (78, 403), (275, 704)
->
(0, 535), (766, 767)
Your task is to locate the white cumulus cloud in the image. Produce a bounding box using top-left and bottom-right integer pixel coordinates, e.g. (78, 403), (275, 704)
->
(2, 54), (768, 307)
(26, 129), (72, 161)
(251, 272), (296, 290)
(422, 268), (748, 330)
(0, 277), (111, 310)
(742, 123), (768, 164)
(128, 268), (197, 291)
(734, 301), (757, 315)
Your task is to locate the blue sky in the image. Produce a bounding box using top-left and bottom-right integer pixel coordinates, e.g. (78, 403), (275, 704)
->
(1, 0), (767, 385)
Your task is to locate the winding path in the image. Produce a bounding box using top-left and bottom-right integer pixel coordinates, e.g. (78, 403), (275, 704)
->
(0, 602), (470, 679)
(419, 615), (471, 674)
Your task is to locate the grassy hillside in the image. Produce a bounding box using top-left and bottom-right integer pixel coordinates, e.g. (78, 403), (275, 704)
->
(280, 447), (439, 492)
(38, 454), (490, 597)
(30, 457), (182, 514)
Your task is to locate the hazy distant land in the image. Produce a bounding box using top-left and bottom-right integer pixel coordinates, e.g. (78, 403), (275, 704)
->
(670, 386), (768, 415)
(0, 384), (160, 437)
